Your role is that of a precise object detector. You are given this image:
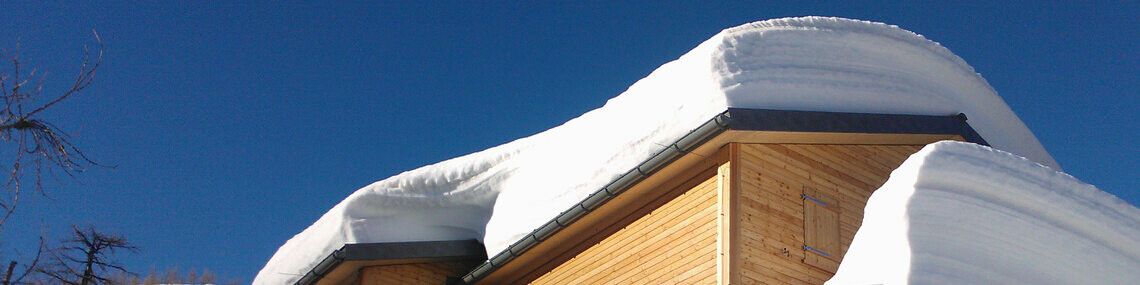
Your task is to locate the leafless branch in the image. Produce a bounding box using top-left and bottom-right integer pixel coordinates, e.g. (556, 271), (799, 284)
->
(0, 30), (112, 231)
(3, 229), (47, 285)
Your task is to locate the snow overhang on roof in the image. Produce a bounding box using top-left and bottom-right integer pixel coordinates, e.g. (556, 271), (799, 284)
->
(256, 16), (1059, 285)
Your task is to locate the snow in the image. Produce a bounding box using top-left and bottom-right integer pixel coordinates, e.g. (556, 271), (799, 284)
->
(255, 17), (1061, 284)
(828, 141), (1140, 284)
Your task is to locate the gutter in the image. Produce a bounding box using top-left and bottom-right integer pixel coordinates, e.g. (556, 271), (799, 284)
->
(295, 247), (345, 285)
(457, 110), (734, 284)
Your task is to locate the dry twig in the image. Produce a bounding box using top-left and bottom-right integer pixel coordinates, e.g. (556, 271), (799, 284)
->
(0, 31), (111, 230)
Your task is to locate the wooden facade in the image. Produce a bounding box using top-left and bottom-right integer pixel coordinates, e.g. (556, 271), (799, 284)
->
(531, 166), (721, 284)
(517, 143), (921, 284)
(730, 144), (921, 284)
(358, 261), (478, 285)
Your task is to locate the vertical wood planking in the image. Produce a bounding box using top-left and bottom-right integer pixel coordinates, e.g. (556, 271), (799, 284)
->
(719, 143), (742, 285)
(718, 162), (731, 285)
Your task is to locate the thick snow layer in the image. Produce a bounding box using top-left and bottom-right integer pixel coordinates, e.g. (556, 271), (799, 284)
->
(256, 17), (1058, 284)
(828, 141), (1140, 284)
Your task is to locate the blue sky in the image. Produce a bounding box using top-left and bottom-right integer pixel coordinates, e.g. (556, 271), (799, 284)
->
(2, 1), (1136, 282)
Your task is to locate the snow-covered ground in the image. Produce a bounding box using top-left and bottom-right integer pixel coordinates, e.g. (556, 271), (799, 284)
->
(829, 141), (1140, 284)
(256, 17), (1064, 284)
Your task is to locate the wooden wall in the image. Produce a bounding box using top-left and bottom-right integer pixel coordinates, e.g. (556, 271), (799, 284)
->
(358, 261), (476, 285)
(511, 142), (921, 285)
(530, 166), (722, 285)
(733, 144), (921, 284)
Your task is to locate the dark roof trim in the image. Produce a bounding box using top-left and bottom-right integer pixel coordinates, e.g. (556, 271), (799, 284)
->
(296, 239), (486, 285)
(726, 108), (988, 145)
(458, 108), (990, 284)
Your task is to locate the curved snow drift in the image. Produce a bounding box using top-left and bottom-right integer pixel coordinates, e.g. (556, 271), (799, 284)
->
(256, 17), (1057, 284)
(828, 142), (1140, 284)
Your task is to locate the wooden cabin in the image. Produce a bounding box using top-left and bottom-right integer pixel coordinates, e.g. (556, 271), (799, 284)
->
(296, 108), (987, 285)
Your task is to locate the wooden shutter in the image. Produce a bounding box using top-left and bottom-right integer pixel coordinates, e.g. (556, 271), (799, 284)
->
(802, 186), (840, 273)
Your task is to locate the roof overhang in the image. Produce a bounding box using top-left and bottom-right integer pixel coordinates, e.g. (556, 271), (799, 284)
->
(459, 108), (987, 284)
(296, 239), (486, 285)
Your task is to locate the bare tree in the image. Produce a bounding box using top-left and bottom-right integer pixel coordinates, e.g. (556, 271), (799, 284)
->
(0, 31), (109, 229)
(36, 226), (137, 285)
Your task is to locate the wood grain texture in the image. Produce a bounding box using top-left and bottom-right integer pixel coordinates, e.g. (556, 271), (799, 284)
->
(802, 185), (841, 268)
(516, 143), (920, 285)
(530, 166), (722, 285)
(359, 261), (476, 285)
(734, 144), (920, 284)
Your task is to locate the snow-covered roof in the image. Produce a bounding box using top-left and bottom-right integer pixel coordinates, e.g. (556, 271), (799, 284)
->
(828, 141), (1140, 284)
(255, 16), (1059, 284)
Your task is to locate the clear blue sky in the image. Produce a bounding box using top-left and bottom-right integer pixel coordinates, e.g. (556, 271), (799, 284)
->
(2, 1), (1136, 282)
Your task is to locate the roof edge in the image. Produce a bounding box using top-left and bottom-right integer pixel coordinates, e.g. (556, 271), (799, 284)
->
(726, 108), (987, 145)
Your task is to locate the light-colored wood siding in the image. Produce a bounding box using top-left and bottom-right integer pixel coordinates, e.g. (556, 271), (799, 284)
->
(513, 142), (921, 285)
(530, 166), (722, 285)
(359, 261), (473, 285)
(734, 144), (921, 284)
(717, 159), (738, 285)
